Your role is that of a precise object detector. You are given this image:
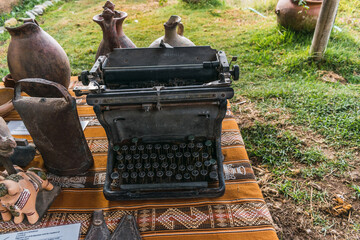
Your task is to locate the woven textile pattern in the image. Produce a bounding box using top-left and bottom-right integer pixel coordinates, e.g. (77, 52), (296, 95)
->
(0, 78), (278, 240)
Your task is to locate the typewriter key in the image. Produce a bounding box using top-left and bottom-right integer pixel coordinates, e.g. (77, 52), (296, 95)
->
(150, 153), (157, 161)
(121, 145), (129, 154)
(184, 152), (191, 163)
(156, 171), (164, 178)
(205, 140), (212, 155)
(127, 163), (134, 171)
(170, 163), (177, 170)
(200, 169), (208, 177)
(201, 153), (209, 161)
(187, 143), (195, 152)
(147, 171), (155, 181)
(130, 172), (138, 182)
(153, 162), (160, 170)
(144, 162), (151, 170)
(179, 143), (187, 152)
(192, 152), (199, 161)
(161, 162), (168, 169)
(188, 135), (195, 143)
(133, 154), (140, 162)
(210, 159), (217, 166)
(132, 137), (139, 146)
(135, 162), (142, 170)
(196, 143), (203, 151)
(187, 165), (194, 172)
(139, 171), (146, 183)
(116, 154), (124, 162)
(179, 165), (186, 172)
(142, 154), (149, 162)
(113, 145), (120, 152)
(163, 144), (170, 153)
(130, 145), (137, 154)
(165, 170), (173, 180)
(159, 154), (166, 162)
(121, 172), (129, 183)
(195, 161), (202, 168)
(171, 145), (178, 152)
(204, 160), (211, 168)
(138, 145), (145, 154)
(167, 153), (174, 163)
(175, 174), (182, 181)
(209, 171), (218, 180)
(183, 173), (191, 180)
(117, 163), (125, 171)
(146, 144), (153, 153)
(111, 172), (120, 180)
(175, 152), (183, 164)
(192, 170), (199, 178)
(125, 154), (132, 162)
(155, 144), (161, 154)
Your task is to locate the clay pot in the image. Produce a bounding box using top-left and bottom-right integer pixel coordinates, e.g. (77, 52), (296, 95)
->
(149, 15), (195, 48)
(94, 1), (136, 60)
(0, 88), (14, 118)
(6, 19), (71, 97)
(275, 0), (323, 32)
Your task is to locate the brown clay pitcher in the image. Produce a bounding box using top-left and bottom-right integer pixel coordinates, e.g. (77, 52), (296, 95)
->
(149, 15), (195, 48)
(94, 1), (136, 60)
(275, 0), (323, 32)
(6, 19), (71, 97)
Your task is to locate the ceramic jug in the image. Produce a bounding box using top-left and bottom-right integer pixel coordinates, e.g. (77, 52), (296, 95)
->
(93, 1), (136, 60)
(6, 19), (70, 96)
(149, 15), (195, 48)
(275, 0), (323, 32)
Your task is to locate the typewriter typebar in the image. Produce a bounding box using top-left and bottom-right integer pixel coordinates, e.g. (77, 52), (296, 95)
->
(75, 46), (239, 200)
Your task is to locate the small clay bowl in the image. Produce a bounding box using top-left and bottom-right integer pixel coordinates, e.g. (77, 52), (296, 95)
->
(0, 87), (14, 117)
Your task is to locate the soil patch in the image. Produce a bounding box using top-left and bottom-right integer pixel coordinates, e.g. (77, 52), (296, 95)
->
(0, 0), (20, 14)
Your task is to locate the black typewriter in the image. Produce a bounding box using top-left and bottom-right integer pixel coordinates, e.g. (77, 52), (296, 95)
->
(74, 46), (239, 200)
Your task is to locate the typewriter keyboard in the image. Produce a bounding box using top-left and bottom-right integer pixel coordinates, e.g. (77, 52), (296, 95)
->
(110, 137), (219, 190)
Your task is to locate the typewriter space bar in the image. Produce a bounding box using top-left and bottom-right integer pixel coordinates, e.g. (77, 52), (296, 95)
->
(120, 182), (208, 191)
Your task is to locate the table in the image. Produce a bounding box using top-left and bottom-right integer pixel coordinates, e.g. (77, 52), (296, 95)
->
(1, 77), (278, 240)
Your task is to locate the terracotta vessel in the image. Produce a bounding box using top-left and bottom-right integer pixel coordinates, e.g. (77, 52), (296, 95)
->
(275, 0), (323, 32)
(0, 88), (14, 118)
(94, 1), (136, 60)
(0, 167), (54, 224)
(149, 15), (195, 48)
(6, 19), (71, 96)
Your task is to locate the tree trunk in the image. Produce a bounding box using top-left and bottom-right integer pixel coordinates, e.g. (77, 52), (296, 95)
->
(309, 0), (340, 60)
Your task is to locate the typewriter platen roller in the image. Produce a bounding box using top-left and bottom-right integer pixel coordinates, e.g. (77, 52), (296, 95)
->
(75, 46), (238, 200)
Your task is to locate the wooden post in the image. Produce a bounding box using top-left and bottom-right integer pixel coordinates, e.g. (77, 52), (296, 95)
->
(309, 0), (340, 60)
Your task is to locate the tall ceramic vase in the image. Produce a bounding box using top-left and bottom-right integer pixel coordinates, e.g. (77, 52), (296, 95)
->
(275, 0), (323, 32)
(93, 1), (136, 61)
(6, 19), (71, 97)
(149, 15), (195, 48)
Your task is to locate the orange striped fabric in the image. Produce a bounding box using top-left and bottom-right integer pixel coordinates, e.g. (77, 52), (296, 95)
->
(1, 77), (278, 240)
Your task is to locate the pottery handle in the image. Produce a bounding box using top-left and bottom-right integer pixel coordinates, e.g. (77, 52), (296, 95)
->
(177, 22), (184, 36)
(14, 78), (73, 103)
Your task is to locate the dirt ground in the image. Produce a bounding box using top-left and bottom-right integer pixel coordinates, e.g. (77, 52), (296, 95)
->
(0, 0), (20, 14)
(236, 101), (360, 239)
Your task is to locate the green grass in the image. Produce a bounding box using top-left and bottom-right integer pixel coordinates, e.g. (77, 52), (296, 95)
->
(242, 123), (326, 167)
